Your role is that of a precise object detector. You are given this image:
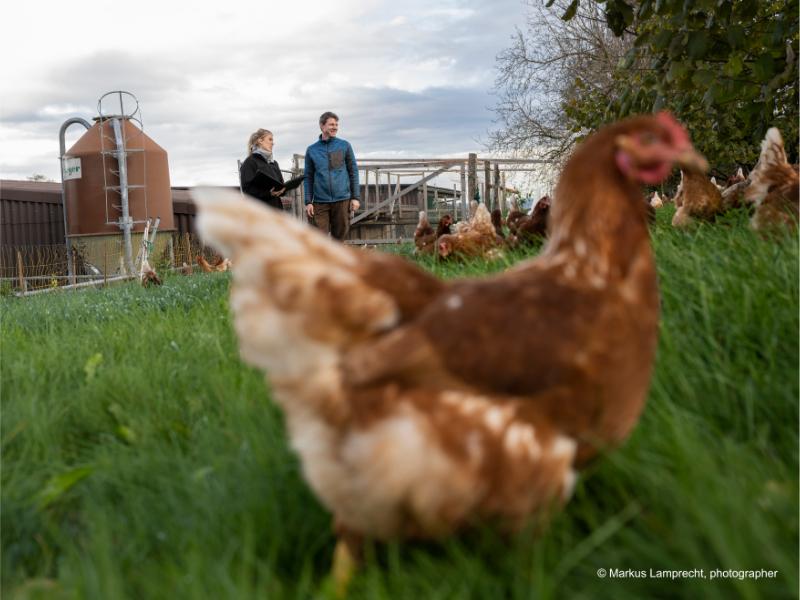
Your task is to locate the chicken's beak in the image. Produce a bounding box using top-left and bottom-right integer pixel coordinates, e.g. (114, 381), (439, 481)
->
(674, 148), (708, 174)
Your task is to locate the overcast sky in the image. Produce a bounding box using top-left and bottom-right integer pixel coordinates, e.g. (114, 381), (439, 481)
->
(0, 0), (532, 188)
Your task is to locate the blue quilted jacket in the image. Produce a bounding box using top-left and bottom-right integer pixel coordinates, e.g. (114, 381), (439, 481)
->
(303, 136), (360, 204)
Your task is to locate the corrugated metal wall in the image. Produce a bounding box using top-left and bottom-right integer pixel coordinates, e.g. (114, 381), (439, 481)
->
(1, 180), (451, 248)
(1, 182), (66, 247)
(1, 181), (197, 247)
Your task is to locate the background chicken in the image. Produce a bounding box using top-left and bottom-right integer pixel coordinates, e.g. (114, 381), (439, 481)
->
(511, 195), (551, 244)
(505, 207), (528, 235)
(140, 259), (162, 287)
(649, 191), (663, 208)
(671, 168), (723, 227)
(414, 212), (452, 255)
(436, 203), (502, 260)
(726, 167), (746, 187)
(745, 127), (799, 231)
(192, 112), (706, 591)
(490, 208), (506, 239)
(197, 254), (232, 272)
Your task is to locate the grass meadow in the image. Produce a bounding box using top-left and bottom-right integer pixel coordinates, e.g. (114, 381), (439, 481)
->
(2, 207), (798, 599)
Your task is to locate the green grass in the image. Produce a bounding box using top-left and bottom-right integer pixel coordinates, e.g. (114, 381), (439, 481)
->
(2, 207), (797, 599)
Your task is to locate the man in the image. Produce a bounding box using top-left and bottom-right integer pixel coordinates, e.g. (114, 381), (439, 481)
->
(304, 112), (360, 240)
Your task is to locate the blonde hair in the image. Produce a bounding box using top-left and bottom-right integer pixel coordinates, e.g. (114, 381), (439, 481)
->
(247, 128), (272, 154)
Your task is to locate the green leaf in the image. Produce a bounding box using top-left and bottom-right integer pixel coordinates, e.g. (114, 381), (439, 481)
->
(751, 55), (775, 81)
(726, 25), (744, 49)
(605, 0), (634, 36)
(618, 0), (634, 26)
(652, 30), (674, 51)
(634, 30), (651, 48)
(739, 0), (758, 19)
(545, 0), (556, 6)
(652, 93), (666, 112)
(716, 0), (732, 24)
(562, 0), (579, 21)
(637, 0), (653, 19)
(668, 32), (688, 58)
(36, 466), (94, 509)
(687, 31), (710, 59)
(667, 60), (690, 82)
(723, 55), (743, 77)
(692, 69), (715, 86)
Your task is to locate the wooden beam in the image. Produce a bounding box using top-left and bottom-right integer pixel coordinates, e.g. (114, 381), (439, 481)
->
(460, 164), (467, 221)
(351, 165), (454, 225)
(468, 153), (477, 202)
(493, 163), (501, 214)
(484, 160), (491, 209)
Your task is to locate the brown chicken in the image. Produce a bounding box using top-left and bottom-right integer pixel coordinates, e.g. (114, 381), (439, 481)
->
(197, 255), (215, 273)
(413, 211), (434, 245)
(414, 212), (453, 255)
(745, 127), (799, 231)
(649, 191), (663, 208)
(671, 167), (723, 227)
(491, 208), (506, 239)
(718, 167), (749, 210)
(197, 254), (232, 272)
(505, 208), (528, 235)
(192, 112), (706, 591)
(436, 203), (502, 260)
(513, 196), (552, 243)
(726, 167), (746, 188)
(140, 259), (162, 287)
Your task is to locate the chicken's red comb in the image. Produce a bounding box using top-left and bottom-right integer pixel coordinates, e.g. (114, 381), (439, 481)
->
(656, 111), (691, 150)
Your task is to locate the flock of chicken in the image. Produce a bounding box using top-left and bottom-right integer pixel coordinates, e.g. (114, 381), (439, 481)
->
(139, 253), (231, 286)
(413, 196), (552, 262)
(653, 127), (797, 230)
(413, 126), (798, 266)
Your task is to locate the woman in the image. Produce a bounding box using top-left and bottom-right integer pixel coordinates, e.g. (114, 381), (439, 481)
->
(240, 129), (286, 210)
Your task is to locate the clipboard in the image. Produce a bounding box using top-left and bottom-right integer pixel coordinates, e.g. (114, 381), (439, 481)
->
(253, 171), (304, 193)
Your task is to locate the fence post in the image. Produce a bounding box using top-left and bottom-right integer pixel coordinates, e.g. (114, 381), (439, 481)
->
(484, 160), (491, 210)
(70, 249), (77, 286)
(184, 232), (191, 265)
(363, 168), (370, 213)
(468, 153), (477, 203)
(493, 163), (501, 213)
(104, 242), (109, 287)
(421, 173), (428, 213)
(460, 163), (467, 220)
(16, 250), (26, 292)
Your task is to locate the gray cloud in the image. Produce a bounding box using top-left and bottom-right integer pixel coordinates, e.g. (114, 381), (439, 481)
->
(1, 0), (526, 184)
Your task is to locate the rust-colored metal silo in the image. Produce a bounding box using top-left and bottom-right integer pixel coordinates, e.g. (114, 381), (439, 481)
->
(63, 118), (174, 235)
(60, 91), (175, 275)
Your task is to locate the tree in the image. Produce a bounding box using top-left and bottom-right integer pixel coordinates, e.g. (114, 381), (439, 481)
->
(27, 174), (53, 182)
(493, 0), (798, 173)
(490, 1), (635, 165)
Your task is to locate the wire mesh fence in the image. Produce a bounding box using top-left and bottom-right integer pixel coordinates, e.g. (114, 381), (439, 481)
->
(0, 233), (222, 294)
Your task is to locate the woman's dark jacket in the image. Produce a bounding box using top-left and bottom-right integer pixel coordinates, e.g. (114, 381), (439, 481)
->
(240, 153), (285, 210)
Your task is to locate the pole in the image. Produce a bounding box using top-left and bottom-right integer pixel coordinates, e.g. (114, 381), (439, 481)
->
(111, 118), (135, 275)
(16, 251), (25, 292)
(58, 117), (92, 282)
(468, 153), (477, 202)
